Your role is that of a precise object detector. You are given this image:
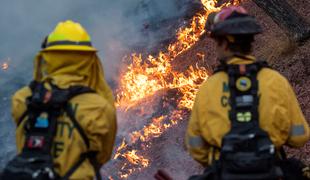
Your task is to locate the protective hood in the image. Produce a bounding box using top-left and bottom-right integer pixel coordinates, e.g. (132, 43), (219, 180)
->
(33, 50), (115, 106)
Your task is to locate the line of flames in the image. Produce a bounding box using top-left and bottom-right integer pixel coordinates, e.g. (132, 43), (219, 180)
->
(111, 0), (241, 179)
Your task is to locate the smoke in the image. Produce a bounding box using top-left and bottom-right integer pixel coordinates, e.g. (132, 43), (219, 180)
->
(0, 0), (200, 82)
(0, 0), (200, 172)
(91, 0), (202, 82)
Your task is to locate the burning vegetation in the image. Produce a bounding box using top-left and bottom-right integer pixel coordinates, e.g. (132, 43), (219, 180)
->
(106, 0), (241, 179)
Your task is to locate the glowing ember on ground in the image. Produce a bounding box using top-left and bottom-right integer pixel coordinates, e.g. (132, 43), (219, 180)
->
(110, 0), (241, 179)
(123, 150), (149, 167)
(130, 116), (166, 143)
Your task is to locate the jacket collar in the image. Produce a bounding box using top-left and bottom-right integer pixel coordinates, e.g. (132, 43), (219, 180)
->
(220, 54), (255, 65)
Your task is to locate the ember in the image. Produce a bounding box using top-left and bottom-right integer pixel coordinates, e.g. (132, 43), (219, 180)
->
(1, 62), (9, 71)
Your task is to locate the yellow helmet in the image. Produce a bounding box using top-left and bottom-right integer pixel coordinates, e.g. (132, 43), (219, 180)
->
(42, 20), (97, 51)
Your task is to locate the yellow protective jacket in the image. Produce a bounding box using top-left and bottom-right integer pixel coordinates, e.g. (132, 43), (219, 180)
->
(12, 51), (117, 179)
(186, 56), (310, 167)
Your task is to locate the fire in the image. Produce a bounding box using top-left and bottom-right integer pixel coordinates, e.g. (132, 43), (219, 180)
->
(123, 150), (149, 167)
(116, 14), (209, 108)
(1, 62), (9, 71)
(115, 0), (236, 108)
(114, 138), (128, 160)
(112, 110), (187, 178)
(201, 0), (219, 10)
(130, 116), (166, 143)
(118, 151), (150, 178)
(113, 137), (150, 178)
(111, 0), (241, 179)
(1, 57), (11, 71)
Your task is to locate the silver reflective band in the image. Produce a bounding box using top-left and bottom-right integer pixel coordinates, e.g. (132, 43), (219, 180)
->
(188, 136), (206, 148)
(291, 125), (305, 136)
(46, 40), (92, 47)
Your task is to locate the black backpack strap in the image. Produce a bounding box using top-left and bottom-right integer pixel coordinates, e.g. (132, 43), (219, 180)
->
(227, 63), (261, 133)
(214, 61), (270, 133)
(279, 147), (287, 160)
(61, 152), (101, 180)
(17, 110), (28, 127)
(65, 104), (90, 149)
(62, 86), (102, 180)
(255, 60), (270, 69)
(218, 61), (284, 179)
(16, 81), (45, 128)
(22, 81), (60, 154)
(63, 85), (95, 149)
(17, 82), (95, 129)
(18, 81), (101, 180)
(67, 85), (95, 100)
(213, 62), (227, 74)
(88, 152), (102, 180)
(61, 153), (89, 180)
(213, 59), (270, 74)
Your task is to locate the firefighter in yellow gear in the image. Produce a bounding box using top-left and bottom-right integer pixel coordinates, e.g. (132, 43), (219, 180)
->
(186, 55), (310, 165)
(12, 20), (117, 180)
(186, 6), (310, 179)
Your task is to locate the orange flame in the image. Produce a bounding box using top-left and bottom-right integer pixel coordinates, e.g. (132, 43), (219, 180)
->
(116, 13), (210, 108)
(113, 110), (186, 178)
(123, 150), (149, 167)
(117, 151), (150, 179)
(112, 0), (241, 178)
(130, 116), (166, 143)
(114, 138), (128, 160)
(115, 0), (237, 108)
(1, 62), (9, 71)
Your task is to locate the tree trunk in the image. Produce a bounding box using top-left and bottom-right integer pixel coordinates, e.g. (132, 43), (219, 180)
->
(252, 0), (310, 44)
